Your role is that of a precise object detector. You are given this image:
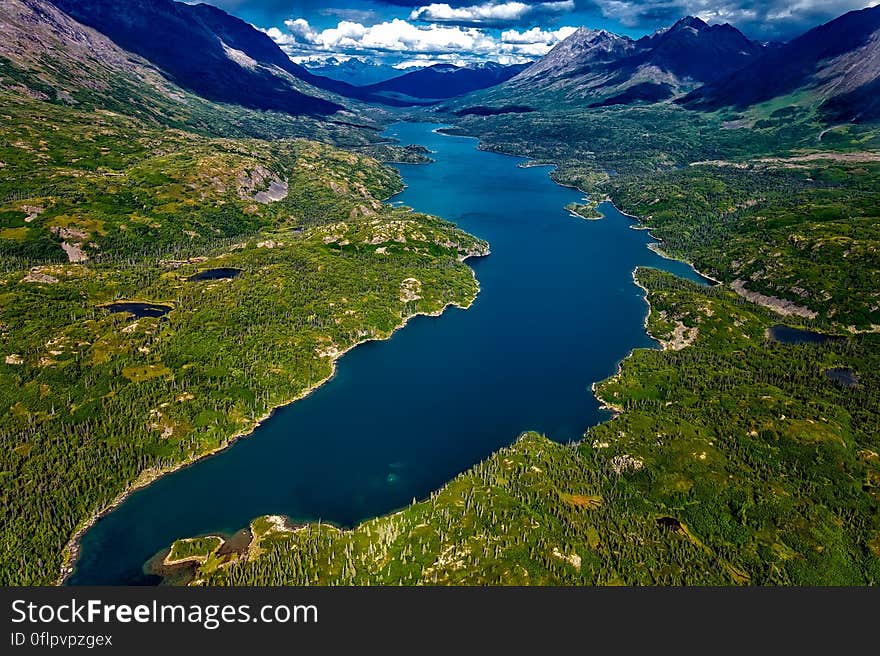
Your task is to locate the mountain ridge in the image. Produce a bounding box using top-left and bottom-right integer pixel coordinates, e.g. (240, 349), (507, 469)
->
(46, 0), (343, 116)
(680, 5), (880, 123)
(470, 16), (766, 109)
(362, 62), (529, 101)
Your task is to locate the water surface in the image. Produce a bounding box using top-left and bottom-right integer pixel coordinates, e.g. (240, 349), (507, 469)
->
(103, 302), (172, 319)
(768, 325), (840, 345)
(826, 367), (859, 388)
(187, 268), (242, 281)
(70, 123), (706, 585)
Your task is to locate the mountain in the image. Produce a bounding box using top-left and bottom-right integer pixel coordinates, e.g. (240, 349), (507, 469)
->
(0, 0), (387, 147)
(479, 18), (764, 108)
(630, 17), (765, 84)
(0, 0), (207, 120)
(511, 27), (636, 86)
(680, 6), (880, 123)
(302, 57), (406, 86)
(44, 0), (345, 116)
(362, 62), (529, 101)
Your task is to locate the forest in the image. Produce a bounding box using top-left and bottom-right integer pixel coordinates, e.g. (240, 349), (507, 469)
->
(183, 270), (879, 585)
(3, 21), (880, 586)
(0, 90), (487, 585)
(166, 101), (880, 586)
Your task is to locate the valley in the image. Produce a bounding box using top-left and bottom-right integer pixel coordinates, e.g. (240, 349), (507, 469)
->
(65, 122), (706, 585)
(1, 0), (879, 587)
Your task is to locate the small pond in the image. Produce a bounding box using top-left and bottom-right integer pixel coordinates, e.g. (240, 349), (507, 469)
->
(187, 268), (242, 282)
(825, 367), (859, 388)
(768, 325), (842, 345)
(103, 302), (172, 319)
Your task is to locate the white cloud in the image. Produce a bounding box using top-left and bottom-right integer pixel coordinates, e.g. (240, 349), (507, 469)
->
(587, 0), (880, 37)
(501, 25), (577, 44)
(410, 1), (575, 26)
(266, 18), (578, 64)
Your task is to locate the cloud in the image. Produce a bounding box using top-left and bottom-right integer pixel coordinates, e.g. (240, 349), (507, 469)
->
(317, 7), (382, 24)
(410, 1), (575, 27)
(266, 17), (578, 64)
(501, 25), (577, 43)
(583, 0), (880, 39)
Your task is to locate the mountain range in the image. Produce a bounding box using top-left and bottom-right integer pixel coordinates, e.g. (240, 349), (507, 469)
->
(361, 62), (529, 102)
(42, 0), (527, 109)
(2, 0), (880, 125)
(0, 0), (236, 123)
(46, 0), (346, 115)
(464, 8), (880, 124)
(680, 5), (880, 123)
(301, 57), (403, 86)
(492, 17), (766, 107)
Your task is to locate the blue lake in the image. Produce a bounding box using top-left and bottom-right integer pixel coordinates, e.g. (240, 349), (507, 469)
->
(69, 122), (707, 585)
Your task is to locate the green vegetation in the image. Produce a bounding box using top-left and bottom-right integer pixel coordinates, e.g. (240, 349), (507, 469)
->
(442, 105), (866, 179)
(443, 105), (880, 327)
(0, 43), (381, 145)
(5, 8), (880, 585)
(186, 270), (879, 585)
(608, 158), (880, 327)
(0, 90), (487, 586)
(353, 143), (434, 165)
(0, 91), (402, 266)
(168, 101), (880, 587)
(166, 536), (223, 564)
(565, 201), (602, 220)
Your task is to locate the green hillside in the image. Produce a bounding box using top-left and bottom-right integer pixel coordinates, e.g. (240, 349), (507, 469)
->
(183, 270), (880, 585)
(0, 90), (486, 586)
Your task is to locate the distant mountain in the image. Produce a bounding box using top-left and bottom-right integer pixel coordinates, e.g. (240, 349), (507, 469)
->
(680, 6), (880, 123)
(302, 57), (405, 86)
(362, 62), (529, 101)
(46, 0), (342, 116)
(478, 17), (764, 108)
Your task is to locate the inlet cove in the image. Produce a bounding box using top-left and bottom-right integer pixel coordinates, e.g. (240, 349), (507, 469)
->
(68, 122), (706, 584)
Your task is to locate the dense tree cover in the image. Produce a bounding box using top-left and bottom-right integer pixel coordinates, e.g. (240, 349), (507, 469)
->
(159, 99), (880, 588)
(352, 144), (434, 165)
(184, 270), (879, 585)
(0, 95), (487, 585)
(608, 160), (880, 328)
(444, 106), (880, 327)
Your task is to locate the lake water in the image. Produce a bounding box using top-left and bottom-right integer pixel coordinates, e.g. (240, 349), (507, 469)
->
(768, 325), (841, 345)
(187, 268), (242, 281)
(825, 367), (859, 388)
(103, 302), (172, 319)
(68, 123), (706, 585)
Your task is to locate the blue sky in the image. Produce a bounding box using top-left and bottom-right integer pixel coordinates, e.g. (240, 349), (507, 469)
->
(196, 0), (880, 67)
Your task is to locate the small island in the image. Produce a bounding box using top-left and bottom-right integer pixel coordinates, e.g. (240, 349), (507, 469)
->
(164, 535), (224, 566)
(565, 201), (603, 220)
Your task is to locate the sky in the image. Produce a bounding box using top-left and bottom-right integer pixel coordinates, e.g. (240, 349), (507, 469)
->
(193, 0), (880, 67)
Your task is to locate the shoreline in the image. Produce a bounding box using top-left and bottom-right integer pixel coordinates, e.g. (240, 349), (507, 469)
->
(157, 125), (720, 585)
(590, 268), (657, 420)
(412, 126), (717, 433)
(56, 251), (486, 586)
(62, 122), (714, 586)
(643, 238), (723, 285)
